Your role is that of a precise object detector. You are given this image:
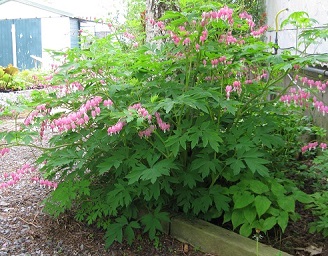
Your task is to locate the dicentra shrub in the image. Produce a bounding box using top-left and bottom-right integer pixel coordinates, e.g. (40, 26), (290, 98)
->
(1, 2), (327, 247)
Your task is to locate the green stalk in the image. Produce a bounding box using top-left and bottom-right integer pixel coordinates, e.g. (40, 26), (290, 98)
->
(184, 59), (192, 91)
(153, 131), (170, 158)
(233, 70), (289, 126)
(191, 50), (202, 88)
(241, 72), (297, 116)
(14, 114), (19, 143)
(210, 165), (226, 187)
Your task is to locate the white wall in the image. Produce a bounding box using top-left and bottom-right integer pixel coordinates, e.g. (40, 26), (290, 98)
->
(41, 17), (71, 69)
(0, 1), (63, 19)
(0, 0), (73, 69)
(266, 0), (328, 54)
(34, 0), (127, 20)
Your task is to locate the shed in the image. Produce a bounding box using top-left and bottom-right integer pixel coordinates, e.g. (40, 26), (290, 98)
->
(0, 0), (80, 69)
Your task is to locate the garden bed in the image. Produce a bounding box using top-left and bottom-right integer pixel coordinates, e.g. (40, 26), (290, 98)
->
(0, 117), (326, 256)
(1, 3), (328, 256)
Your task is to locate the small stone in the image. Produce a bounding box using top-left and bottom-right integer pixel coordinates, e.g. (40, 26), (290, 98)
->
(0, 202), (9, 207)
(3, 207), (14, 212)
(183, 243), (189, 253)
(57, 240), (63, 246)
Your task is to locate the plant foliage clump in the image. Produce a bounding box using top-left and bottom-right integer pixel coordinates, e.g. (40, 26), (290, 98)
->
(1, 2), (327, 247)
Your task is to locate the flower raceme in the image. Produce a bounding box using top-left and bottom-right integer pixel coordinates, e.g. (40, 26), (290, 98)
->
(280, 88), (310, 107)
(31, 176), (58, 190)
(49, 96), (103, 132)
(138, 125), (156, 138)
(107, 103), (171, 137)
(123, 32), (135, 40)
(24, 96), (170, 139)
(200, 30), (208, 44)
(280, 79), (328, 116)
(155, 112), (170, 132)
(225, 86), (233, 100)
(147, 18), (165, 30)
(129, 103), (152, 122)
(150, 6), (267, 62)
(0, 147), (10, 156)
(107, 121), (126, 135)
(239, 10), (268, 36)
(250, 25), (268, 37)
(202, 6), (234, 24)
(312, 97), (328, 116)
(24, 104), (48, 126)
(0, 163), (57, 191)
(224, 80), (242, 100)
(297, 75), (328, 93)
(301, 142), (327, 153)
(239, 11), (255, 30)
(218, 32), (238, 45)
(24, 96), (110, 134)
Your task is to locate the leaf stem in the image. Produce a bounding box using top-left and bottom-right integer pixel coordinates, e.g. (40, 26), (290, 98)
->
(233, 70), (289, 126)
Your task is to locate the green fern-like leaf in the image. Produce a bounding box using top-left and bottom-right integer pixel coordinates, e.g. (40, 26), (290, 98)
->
(141, 208), (170, 240)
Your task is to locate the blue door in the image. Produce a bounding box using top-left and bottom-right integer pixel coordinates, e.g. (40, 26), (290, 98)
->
(15, 19), (42, 69)
(0, 18), (42, 69)
(70, 18), (80, 48)
(0, 20), (13, 67)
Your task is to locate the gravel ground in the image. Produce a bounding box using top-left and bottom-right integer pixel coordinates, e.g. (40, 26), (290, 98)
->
(0, 112), (211, 255)
(0, 91), (32, 107)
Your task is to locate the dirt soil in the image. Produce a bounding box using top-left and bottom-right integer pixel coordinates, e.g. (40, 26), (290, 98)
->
(268, 204), (328, 256)
(264, 205), (328, 256)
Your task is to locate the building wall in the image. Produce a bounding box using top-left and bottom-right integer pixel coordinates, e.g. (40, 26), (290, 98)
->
(70, 18), (80, 48)
(41, 17), (71, 69)
(0, 1), (79, 69)
(0, 20), (13, 66)
(265, 0), (328, 54)
(0, 16), (72, 69)
(15, 18), (42, 69)
(0, 1), (62, 19)
(0, 18), (42, 69)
